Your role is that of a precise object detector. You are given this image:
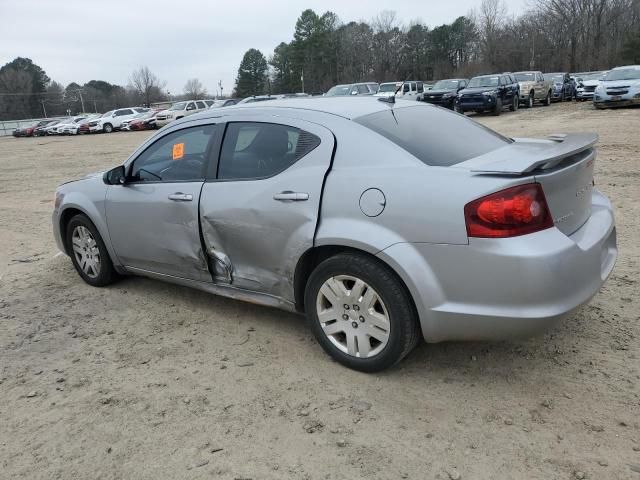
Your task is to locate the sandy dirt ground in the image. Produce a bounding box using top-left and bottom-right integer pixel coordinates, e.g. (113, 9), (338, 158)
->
(0, 102), (639, 480)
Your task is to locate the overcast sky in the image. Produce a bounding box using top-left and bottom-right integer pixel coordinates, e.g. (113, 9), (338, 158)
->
(1, 0), (527, 96)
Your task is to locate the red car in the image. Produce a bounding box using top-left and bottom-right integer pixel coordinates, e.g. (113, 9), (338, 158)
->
(122, 109), (162, 131)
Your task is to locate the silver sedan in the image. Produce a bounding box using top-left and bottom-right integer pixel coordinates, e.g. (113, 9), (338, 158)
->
(53, 98), (617, 372)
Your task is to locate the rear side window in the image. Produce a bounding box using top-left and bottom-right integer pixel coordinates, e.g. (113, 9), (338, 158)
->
(354, 105), (510, 167)
(218, 122), (320, 180)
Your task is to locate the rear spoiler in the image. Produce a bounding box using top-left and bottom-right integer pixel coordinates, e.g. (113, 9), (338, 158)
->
(458, 132), (598, 175)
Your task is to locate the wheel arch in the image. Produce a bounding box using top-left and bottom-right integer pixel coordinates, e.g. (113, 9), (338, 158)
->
(293, 244), (420, 324)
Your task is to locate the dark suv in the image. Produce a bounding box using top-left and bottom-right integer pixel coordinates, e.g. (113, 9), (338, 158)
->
(421, 78), (468, 109)
(543, 72), (575, 101)
(456, 73), (520, 115)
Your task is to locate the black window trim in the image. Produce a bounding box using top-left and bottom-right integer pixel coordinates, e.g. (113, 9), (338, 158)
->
(207, 120), (322, 183)
(124, 122), (222, 185)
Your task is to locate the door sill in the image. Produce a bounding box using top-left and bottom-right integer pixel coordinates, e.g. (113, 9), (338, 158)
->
(124, 266), (296, 312)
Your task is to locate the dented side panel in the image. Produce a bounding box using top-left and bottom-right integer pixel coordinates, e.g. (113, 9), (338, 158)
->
(105, 182), (211, 281)
(200, 115), (335, 302)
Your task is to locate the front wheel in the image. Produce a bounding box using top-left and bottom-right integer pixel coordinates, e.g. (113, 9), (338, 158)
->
(66, 214), (118, 287)
(526, 92), (534, 108)
(543, 91), (551, 106)
(103, 123), (113, 133)
(492, 97), (502, 116)
(509, 95), (519, 111)
(305, 253), (420, 372)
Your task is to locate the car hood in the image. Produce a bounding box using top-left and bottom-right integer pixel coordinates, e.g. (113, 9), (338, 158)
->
(60, 171), (104, 186)
(425, 88), (457, 95)
(601, 79), (640, 88)
(581, 79), (601, 87)
(459, 86), (497, 95)
(518, 81), (536, 89)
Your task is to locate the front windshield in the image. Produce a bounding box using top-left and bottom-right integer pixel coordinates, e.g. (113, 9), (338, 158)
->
(433, 80), (460, 89)
(468, 76), (499, 88)
(326, 85), (351, 96)
(514, 73), (535, 82)
(378, 83), (399, 93)
(102, 111), (113, 118)
(169, 102), (187, 110)
(604, 68), (640, 81)
(579, 73), (603, 81)
(544, 74), (564, 83)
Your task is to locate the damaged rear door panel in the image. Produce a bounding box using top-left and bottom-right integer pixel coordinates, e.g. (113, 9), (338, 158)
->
(200, 116), (335, 303)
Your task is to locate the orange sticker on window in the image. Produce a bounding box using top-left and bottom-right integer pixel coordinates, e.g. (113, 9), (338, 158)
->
(172, 143), (184, 160)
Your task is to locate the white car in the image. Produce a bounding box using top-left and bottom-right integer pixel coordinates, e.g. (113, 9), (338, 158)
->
(44, 118), (71, 135)
(60, 114), (101, 135)
(155, 100), (208, 127)
(92, 108), (150, 133)
(374, 81), (426, 101)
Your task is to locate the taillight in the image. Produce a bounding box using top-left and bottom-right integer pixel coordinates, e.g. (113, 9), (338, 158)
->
(464, 183), (553, 238)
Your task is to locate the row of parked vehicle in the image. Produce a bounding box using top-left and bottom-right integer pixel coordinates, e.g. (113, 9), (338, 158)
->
(11, 65), (639, 138)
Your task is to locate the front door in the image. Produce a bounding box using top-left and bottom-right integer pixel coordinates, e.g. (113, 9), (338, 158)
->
(199, 117), (335, 302)
(106, 123), (220, 281)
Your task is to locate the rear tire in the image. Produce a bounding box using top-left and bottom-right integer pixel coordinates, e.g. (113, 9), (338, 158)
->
(304, 253), (420, 372)
(65, 214), (118, 287)
(492, 97), (502, 116)
(509, 95), (519, 111)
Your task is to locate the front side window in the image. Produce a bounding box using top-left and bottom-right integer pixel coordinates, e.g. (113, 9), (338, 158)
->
(116, 109), (133, 116)
(130, 125), (216, 182)
(218, 122), (320, 180)
(357, 84), (369, 94)
(196, 101), (206, 109)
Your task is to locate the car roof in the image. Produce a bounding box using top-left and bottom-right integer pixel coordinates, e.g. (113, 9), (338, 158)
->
(189, 96), (423, 121)
(611, 65), (640, 70)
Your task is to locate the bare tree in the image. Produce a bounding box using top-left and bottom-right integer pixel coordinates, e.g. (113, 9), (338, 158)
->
(129, 66), (165, 106)
(183, 78), (207, 100)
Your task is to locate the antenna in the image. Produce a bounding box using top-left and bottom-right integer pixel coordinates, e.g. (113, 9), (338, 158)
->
(377, 75), (412, 106)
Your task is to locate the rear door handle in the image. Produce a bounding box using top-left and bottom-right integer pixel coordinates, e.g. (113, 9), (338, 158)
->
(168, 193), (193, 202)
(273, 191), (309, 202)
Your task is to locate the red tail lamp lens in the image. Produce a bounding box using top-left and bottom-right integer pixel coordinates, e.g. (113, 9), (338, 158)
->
(464, 183), (553, 238)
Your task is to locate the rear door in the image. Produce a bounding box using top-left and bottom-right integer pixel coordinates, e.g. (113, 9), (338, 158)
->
(106, 123), (221, 281)
(199, 116), (335, 301)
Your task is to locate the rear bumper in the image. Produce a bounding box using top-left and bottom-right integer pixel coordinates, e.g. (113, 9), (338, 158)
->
(377, 189), (617, 343)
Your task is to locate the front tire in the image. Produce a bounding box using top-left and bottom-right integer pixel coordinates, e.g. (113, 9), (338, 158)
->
(510, 95), (519, 111)
(103, 123), (113, 133)
(305, 253), (420, 372)
(66, 214), (118, 287)
(526, 92), (534, 108)
(492, 97), (502, 116)
(543, 91), (551, 106)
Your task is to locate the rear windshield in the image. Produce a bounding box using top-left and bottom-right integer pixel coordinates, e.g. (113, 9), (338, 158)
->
(354, 105), (510, 167)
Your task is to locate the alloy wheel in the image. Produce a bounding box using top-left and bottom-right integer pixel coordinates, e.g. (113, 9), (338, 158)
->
(71, 225), (101, 279)
(315, 275), (390, 359)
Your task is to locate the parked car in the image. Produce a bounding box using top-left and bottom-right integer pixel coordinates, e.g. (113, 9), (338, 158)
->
(375, 81), (426, 101)
(59, 116), (91, 135)
(121, 110), (161, 131)
(155, 101), (207, 127)
(513, 71), (552, 107)
(325, 83), (379, 96)
(574, 72), (607, 101)
(456, 74), (520, 115)
(421, 79), (468, 109)
(12, 120), (51, 137)
(53, 97), (616, 372)
(543, 73), (574, 101)
(77, 114), (102, 134)
(594, 65), (640, 109)
(34, 120), (61, 136)
(44, 118), (72, 135)
(92, 108), (150, 133)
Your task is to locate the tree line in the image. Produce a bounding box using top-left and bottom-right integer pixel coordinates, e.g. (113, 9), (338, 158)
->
(0, 60), (212, 121)
(234, 0), (640, 96)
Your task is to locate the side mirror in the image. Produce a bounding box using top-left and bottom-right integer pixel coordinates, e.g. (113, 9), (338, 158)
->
(350, 90), (358, 95)
(112, 113), (117, 117)
(103, 165), (126, 185)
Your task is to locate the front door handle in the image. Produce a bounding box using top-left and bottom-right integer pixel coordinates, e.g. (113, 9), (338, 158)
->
(273, 191), (309, 202)
(168, 192), (193, 202)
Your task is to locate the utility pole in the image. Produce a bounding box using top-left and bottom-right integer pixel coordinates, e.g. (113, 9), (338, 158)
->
(41, 100), (47, 118)
(77, 89), (86, 113)
(301, 69), (305, 94)
(218, 80), (223, 99)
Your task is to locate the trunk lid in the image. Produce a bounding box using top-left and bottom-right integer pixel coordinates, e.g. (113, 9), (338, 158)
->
(456, 133), (598, 236)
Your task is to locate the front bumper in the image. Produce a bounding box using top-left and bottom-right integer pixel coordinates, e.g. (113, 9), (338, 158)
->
(378, 189), (617, 343)
(423, 95), (456, 108)
(594, 91), (640, 108)
(155, 117), (173, 127)
(457, 95), (495, 111)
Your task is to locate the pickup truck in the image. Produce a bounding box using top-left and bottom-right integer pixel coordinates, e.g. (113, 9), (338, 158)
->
(513, 71), (552, 107)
